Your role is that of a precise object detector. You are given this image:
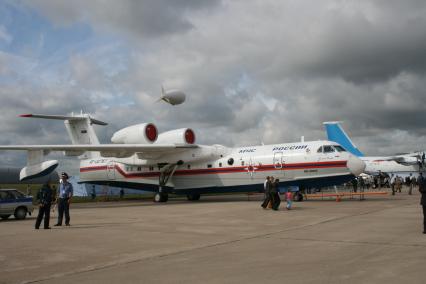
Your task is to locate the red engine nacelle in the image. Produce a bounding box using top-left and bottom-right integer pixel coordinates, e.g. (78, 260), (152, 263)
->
(111, 123), (158, 144)
(156, 128), (196, 144)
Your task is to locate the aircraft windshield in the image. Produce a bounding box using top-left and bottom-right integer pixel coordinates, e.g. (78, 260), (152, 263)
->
(333, 145), (347, 152)
(323, 145), (335, 153)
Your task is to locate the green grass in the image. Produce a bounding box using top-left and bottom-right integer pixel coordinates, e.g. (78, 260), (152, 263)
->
(0, 184), (152, 204)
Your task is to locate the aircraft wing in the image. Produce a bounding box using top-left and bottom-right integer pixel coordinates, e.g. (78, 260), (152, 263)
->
(0, 144), (198, 158)
(381, 154), (420, 166)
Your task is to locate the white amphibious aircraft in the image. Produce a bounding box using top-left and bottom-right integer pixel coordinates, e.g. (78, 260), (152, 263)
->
(324, 121), (423, 176)
(0, 114), (365, 202)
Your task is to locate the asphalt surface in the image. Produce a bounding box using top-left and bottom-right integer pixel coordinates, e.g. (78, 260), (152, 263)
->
(1, 189), (425, 284)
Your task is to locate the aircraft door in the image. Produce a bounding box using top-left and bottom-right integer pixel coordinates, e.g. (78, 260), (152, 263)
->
(273, 152), (285, 177)
(107, 161), (115, 180)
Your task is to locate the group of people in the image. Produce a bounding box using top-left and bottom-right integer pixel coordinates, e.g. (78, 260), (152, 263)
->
(35, 172), (74, 230)
(261, 176), (292, 211)
(390, 173), (418, 195)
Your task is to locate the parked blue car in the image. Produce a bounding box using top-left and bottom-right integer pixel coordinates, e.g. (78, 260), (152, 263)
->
(0, 189), (34, 220)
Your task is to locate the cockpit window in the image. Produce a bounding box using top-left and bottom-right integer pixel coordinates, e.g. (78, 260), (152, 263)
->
(323, 145), (335, 153)
(317, 146), (323, 153)
(333, 145), (347, 152)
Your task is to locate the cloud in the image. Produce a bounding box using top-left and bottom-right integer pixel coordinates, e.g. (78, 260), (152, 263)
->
(0, 25), (12, 44)
(25, 0), (222, 38)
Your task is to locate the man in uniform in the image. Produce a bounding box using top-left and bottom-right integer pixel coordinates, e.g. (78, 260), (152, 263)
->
(55, 172), (73, 226)
(418, 173), (426, 234)
(35, 179), (53, 230)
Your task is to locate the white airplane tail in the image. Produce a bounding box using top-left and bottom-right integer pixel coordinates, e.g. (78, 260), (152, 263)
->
(20, 113), (106, 145)
(20, 113), (107, 159)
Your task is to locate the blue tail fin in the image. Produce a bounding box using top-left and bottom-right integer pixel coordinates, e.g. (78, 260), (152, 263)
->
(323, 122), (364, 157)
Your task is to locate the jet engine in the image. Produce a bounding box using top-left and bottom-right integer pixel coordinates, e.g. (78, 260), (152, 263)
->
(111, 123), (158, 144)
(156, 128), (196, 144)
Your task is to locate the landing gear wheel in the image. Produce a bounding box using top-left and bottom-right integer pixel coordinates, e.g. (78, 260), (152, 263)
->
(154, 192), (168, 203)
(14, 207), (27, 220)
(187, 194), (201, 201)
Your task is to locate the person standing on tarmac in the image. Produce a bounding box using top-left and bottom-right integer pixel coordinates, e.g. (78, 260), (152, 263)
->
(418, 173), (426, 234)
(261, 176), (272, 209)
(35, 179), (53, 230)
(271, 178), (281, 210)
(55, 172), (73, 227)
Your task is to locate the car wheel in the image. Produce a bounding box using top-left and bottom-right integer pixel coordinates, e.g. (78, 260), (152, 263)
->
(14, 207), (27, 220)
(0, 215), (11, 220)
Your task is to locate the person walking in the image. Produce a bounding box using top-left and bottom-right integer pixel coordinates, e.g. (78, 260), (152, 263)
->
(35, 179), (53, 230)
(286, 191), (293, 210)
(418, 173), (426, 234)
(55, 172), (73, 227)
(408, 173), (414, 195)
(390, 174), (396, 195)
(271, 178), (281, 210)
(261, 176), (272, 209)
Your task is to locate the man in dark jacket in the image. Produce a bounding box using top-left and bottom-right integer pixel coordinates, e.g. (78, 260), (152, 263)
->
(261, 176), (272, 209)
(418, 173), (426, 234)
(35, 179), (53, 230)
(271, 179), (281, 210)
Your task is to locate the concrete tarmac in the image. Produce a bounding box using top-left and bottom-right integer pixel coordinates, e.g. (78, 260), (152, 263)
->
(1, 191), (426, 284)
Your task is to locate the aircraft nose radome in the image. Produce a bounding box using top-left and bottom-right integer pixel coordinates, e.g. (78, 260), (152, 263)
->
(347, 155), (366, 176)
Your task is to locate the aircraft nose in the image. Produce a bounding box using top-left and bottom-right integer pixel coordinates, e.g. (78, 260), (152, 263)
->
(347, 155), (366, 176)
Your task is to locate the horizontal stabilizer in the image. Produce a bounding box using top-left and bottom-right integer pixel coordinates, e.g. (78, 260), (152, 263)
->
(19, 113), (108, 125)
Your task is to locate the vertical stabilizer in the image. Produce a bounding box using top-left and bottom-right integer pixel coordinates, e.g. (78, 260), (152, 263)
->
(323, 122), (364, 157)
(20, 113), (107, 158)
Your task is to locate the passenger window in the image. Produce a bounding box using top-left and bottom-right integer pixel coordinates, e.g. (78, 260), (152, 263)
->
(137, 167), (141, 171)
(241, 161), (245, 166)
(207, 164), (212, 168)
(187, 164), (191, 169)
(219, 162), (222, 167)
(228, 158), (234, 166)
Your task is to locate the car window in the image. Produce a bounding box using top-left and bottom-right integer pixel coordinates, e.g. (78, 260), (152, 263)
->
(6, 191), (17, 199)
(13, 191), (25, 198)
(0, 191), (8, 200)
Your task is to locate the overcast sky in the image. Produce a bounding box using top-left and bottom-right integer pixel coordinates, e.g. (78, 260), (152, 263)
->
(1, 0), (426, 173)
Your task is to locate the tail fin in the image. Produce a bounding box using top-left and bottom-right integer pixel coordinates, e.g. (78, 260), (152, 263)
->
(323, 121), (364, 157)
(20, 113), (107, 158)
(20, 113), (106, 145)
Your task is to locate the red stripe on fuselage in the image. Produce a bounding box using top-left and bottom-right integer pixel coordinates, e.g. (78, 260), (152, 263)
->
(80, 161), (348, 179)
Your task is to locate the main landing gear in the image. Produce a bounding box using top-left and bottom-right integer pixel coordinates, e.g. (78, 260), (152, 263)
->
(154, 192), (168, 203)
(153, 161), (182, 203)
